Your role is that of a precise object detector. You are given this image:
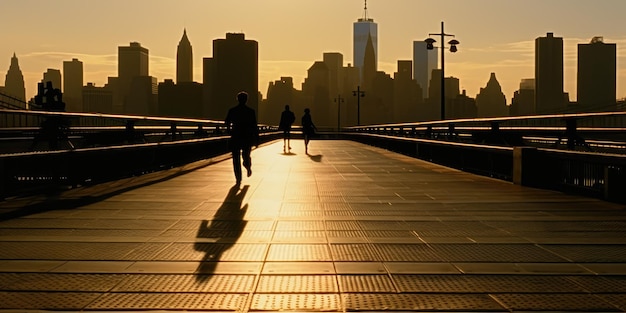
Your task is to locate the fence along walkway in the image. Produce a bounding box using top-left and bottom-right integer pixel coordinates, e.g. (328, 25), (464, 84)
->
(0, 140), (625, 311)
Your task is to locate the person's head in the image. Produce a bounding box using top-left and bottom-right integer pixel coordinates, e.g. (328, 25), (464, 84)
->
(304, 108), (310, 114)
(285, 105), (290, 111)
(236, 91), (248, 104)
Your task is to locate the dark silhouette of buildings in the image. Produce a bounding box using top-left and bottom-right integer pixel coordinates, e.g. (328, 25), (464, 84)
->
(82, 82), (113, 113)
(476, 72), (508, 117)
(63, 58), (83, 112)
(510, 79), (535, 116)
(261, 77), (299, 125)
(157, 30), (203, 118)
(3, 53), (26, 108)
(449, 90), (477, 119)
(302, 61), (331, 127)
(393, 60), (423, 122)
(353, 0), (377, 85)
(413, 41), (437, 100)
(577, 36), (616, 112)
(114, 42), (157, 115)
(535, 32), (565, 114)
(158, 79), (203, 118)
(42, 69), (61, 93)
(177, 29), (193, 83)
(204, 33), (258, 120)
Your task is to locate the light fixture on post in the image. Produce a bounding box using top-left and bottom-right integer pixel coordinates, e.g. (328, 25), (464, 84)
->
(334, 94), (344, 132)
(352, 86), (365, 126)
(426, 21), (459, 120)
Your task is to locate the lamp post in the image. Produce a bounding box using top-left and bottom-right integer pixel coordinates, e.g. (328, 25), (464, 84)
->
(426, 21), (459, 120)
(352, 86), (365, 126)
(334, 95), (344, 131)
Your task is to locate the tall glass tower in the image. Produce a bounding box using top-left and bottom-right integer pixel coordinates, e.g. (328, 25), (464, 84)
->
(353, 0), (377, 84)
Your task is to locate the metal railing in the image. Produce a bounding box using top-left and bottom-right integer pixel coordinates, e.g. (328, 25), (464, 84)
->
(0, 109), (281, 198)
(3, 108), (626, 203)
(342, 112), (626, 203)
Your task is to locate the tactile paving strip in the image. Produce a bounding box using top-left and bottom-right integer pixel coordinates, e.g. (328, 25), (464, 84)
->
(87, 293), (248, 310)
(392, 274), (586, 293)
(0, 242), (141, 260)
(0, 273), (126, 291)
(266, 244), (332, 261)
(567, 275), (626, 293)
(429, 243), (568, 262)
(363, 230), (417, 238)
(326, 230), (367, 238)
(0, 292), (102, 310)
(358, 221), (405, 230)
(343, 293), (504, 311)
(272, 231), (326, 239)
(154, 243), (267, 261)
(493, 293), (620, 311)
(0, 218), (91, 228)
(599, 294), (626, 311)
(256, 275), (338, 293)
(112, 274), (255, 292)
(250, 294), (340, 311)
(325, 221), (361, 231)
(279, 210), (325, 217)
(82, 219), (177, 230)
(275, 221), (326, 231)
(330, 244), (379, 261)
(541, 244), (626, 262)
(338, 275), (396, 292)
(372, 244), (442, 262)
(0, 229), (75, 236)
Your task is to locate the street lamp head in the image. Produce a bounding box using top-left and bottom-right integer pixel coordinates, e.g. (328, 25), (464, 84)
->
(448, 39), (459, 53)
(425, 38), (436, 50)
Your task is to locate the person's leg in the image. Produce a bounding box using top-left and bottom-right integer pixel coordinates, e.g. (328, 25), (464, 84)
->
(304, 135), (309, 154)
(232, 148), (242, 184)
(286, 130), (291, 149)
(242, 145), (252, 177)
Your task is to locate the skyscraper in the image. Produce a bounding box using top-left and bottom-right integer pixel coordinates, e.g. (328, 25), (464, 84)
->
(63, 58), (84, 112)
(577, 36), (616, 112)
(119, 42), (149, 79)
(413, 41), (438, 99)
(476, 72), (507, 117)
(535, 32), (564, 114)
(42, 69), (62, 91)
(353, 0), (377, 85)
(116, 42), (155, 115)
(177, 29), (193, 83)
(204, 33), (258, 120)
(4, 53), (26, 107)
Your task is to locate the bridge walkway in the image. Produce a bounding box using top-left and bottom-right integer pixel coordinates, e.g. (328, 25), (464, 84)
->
(0, 139), (625, 311)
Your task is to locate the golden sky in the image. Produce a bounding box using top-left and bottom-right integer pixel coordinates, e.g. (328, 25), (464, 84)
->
(2, 0), (626, 102)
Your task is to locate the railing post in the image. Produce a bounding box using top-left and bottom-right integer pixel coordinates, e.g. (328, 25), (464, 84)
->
(513, 146), (538, 186)
(604, 166), (626, 203)
(0, 157), (4, 199)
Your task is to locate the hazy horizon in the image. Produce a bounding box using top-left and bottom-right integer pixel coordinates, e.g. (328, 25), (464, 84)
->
(2, 0), (626, 102)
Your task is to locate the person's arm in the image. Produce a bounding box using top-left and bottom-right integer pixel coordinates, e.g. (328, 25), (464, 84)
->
(225, 111), (232, 133)
(253, 111), (260, 147)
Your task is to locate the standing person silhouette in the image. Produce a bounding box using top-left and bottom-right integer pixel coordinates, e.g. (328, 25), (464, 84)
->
(225, 91), (259, 185)
(278, 105), (296, 152)
(301, 108), (317, 155)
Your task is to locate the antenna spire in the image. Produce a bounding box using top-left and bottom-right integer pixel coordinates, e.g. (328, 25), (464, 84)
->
(363, 0), (368, 20)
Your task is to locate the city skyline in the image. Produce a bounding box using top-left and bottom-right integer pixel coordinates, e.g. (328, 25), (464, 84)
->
(2, 0), (626, 103)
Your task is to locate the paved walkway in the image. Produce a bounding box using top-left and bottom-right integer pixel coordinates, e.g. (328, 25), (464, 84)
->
(0, 140), (625, 311)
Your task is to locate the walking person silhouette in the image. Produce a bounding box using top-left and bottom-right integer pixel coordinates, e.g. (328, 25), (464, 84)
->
(225, 91), (259, 185)
(301, 108), (317, 155)
(278, 105), (296, 152)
